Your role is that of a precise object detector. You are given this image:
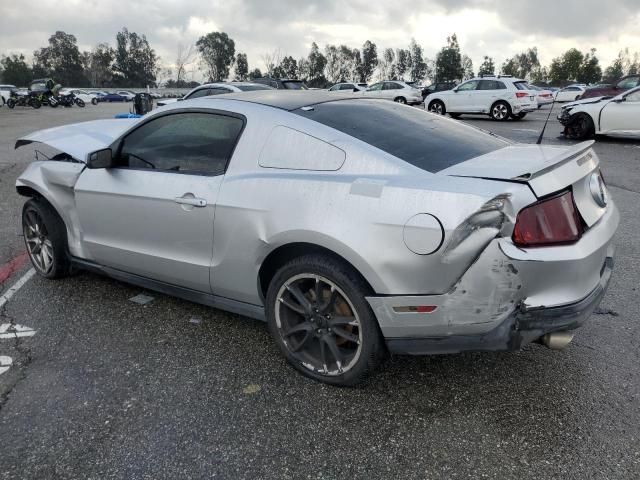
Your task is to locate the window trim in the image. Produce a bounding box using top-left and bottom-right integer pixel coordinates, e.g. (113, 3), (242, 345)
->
(111, 108), (247, 177)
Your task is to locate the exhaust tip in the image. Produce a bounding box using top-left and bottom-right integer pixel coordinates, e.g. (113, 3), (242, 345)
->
(541, 331), (574, 350)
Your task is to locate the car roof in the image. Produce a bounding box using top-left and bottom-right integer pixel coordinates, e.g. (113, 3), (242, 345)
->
(203, 90), (358, 111)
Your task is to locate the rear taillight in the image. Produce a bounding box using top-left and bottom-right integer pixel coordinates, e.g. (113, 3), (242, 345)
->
(512, 191), (583, 247)
(515, 92), (528, 98)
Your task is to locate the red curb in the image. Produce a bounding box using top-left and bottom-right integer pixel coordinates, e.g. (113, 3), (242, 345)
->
(0, 251), (29, 285)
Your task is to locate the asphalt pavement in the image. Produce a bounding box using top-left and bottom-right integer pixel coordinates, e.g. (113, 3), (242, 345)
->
(0, 102), (638, 480)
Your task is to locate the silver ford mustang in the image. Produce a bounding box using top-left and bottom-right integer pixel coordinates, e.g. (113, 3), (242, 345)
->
(15, 91), (618, 385)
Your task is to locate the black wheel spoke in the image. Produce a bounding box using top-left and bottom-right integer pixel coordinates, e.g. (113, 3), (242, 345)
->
(323, 336), (344, 370)
(283, 322), (312, 337)
(320, 289), (338, 313)
(329, 316), (356, 327)
(319, 338), (329, 372)
(286, 284), (312, 314)
(290, 331), (313, 352)
(333, 327), (359, 344)
(314, 277), (322, 303)
(279, 297), (306, 315)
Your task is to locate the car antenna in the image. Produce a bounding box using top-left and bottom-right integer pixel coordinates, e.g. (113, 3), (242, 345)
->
(536, 90), (557, 145)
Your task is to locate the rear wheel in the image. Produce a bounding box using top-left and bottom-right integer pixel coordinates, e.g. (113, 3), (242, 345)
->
(428, 100), (446, 115)
(394, 97), (407, 104)
(266, 254), (384, 386)
(566, 113), (595, 140)
(75, 98), (85, 107)
(22, 199), (72, 279)
(30, 98), (41, 109)
(7, 98), (16, 109)
(490, 101), (511, 121)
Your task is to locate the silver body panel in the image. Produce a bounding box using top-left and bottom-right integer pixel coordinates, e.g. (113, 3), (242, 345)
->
(15, 94), (618, 350)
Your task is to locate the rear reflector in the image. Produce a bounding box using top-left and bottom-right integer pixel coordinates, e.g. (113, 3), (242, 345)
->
(512, 191), (583, 247)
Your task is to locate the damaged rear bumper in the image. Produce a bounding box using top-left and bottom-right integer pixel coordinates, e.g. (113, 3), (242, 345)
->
(384, 256), (613, 355)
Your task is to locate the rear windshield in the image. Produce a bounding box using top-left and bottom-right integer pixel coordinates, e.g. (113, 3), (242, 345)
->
(294, 100), (509, 172)
(236, 85), (273, 92)
(514, 81), (530, 90)
(283, 81), (308, 90)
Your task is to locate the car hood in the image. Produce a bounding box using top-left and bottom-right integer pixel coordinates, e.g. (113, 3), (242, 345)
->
(15, 118), (137, 162)
(440, 140), (597, 197)
(562, 96), (610, 108)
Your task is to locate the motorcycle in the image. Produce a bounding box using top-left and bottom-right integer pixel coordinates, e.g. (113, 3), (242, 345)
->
(6, 90), (41, 109)
(56, 91), (85, 108)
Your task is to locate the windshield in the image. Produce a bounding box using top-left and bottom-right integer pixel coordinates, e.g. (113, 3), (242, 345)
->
(282, 81), (308, 90)
(236, 85), (273, 92)
(294, 100), (509, 173)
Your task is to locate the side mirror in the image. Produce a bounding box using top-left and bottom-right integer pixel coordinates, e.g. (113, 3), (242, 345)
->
(87, 148), (114, 169)
(177, 97), (184, 101)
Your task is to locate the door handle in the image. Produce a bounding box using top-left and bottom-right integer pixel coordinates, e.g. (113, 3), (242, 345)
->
(174, 196), (207, 207)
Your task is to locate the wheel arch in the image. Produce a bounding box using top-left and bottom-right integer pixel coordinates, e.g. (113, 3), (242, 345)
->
(258, 241), (377, 302)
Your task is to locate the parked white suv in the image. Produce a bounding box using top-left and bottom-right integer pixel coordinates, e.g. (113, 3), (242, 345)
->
(426, 76), (537, 121)
(362, 81), (423, 105)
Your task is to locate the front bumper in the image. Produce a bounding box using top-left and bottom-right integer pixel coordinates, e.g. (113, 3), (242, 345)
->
(384, 256), (613, 355)
(558, 109), (573, 126)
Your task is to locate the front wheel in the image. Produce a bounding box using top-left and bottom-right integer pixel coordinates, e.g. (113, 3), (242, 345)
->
(75, 98), (85, 107)
(30, 98), (41, 109)
(7, 98), (16, 109)
(394, 97), (407, 104)
(91, 98), (98, 105)
(266, 254), (385, 386)
(490, 101), (511, 121)
(428, 100), (446, 115)
(566, 113), (595, 140)
(22, 199), (72, 279)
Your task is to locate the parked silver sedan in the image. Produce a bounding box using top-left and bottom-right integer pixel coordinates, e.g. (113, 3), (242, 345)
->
(15, 91), (618, 385)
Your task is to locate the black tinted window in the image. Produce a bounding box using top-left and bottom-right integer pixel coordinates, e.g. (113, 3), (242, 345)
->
(118, 113), (244, 175)
(478, 80), (505, 90)
(282, 81), (308, 90)
(208, 88), (231, 95)
(236, 85), (272, 91)
(514, 81), (530, 90)
(295, 100), (508, 173)
(186, 88), (210, 99)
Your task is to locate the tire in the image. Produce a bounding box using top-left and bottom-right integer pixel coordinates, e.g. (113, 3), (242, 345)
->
(566, 113), (595, 140)
(490, 101), (511, 121)
(7, 98), (16, 109)
(91, 98), (98, 105)
(449, 113), (462, 119)
(22, 199), (72, 279)
(49, 98), (58, 108)
(266, 254), (385, 386)
(30, 98), (41, 109)
(394, 96), (407, 104)
(75, 98), (85, 107)
(428, 100), (446, 115)
(511, 112), (527, 120)
(575, 95), (581, 101)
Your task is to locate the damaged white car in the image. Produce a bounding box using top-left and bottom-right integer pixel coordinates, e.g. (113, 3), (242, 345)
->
(558, 85), (640, 139)
(15, 91), (618, 385)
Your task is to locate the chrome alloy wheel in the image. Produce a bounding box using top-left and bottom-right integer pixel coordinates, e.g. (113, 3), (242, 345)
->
(23, 207), (54, 274)
(275, 274), (362, 376)
(429, 102), (444, 114)
(492, 103), (508, 120)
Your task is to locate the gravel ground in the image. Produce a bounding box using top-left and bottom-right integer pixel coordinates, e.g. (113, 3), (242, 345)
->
(0, 102), (638, 480)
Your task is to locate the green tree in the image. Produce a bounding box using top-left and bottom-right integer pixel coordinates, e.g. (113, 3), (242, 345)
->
(478, 56), (495, 76)
(86, 43), (114, 87)
(394, 48), (410, 80)
(408, 39), (427, 82)
(307, 42), (327, 87)
(549, 48), (584, 83)
(112, 28), (159, 86)
(358, 40), (378, 83)
(324, 44), (341, 83)
(33, 31), (87, 86)
(500, 48), (540, 79)
(279, 56), (298, 78)
(196, 31), (235, 82)
(338, 45), (356, 81)
(462, 55), (474, 80)
(248, 68), (263, 79)
(380, 48), (395, 79)
(0, 54), (32, 86)
(235, 53), (249, 81)
(577, 48), (602, 84)
(435, 34), (463, 82)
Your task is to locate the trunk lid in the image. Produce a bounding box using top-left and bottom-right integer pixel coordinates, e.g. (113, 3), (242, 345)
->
(440, 141), (606, 227)
(15, 118), (137, 162)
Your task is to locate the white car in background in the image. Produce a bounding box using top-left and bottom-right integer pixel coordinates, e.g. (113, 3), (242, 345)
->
(157, 82), (274, 107)
(60, 89), (99, 105)
(0, 84), (17, 105)
(426, 76), (537, 121)
(528, 85), (554, 107)
(558, 85), (640, 139)
(116, 90), (136, 102)
(361, 81), (423, 105)
(327, 82), (368, 92)
(554, 85), (586, 102)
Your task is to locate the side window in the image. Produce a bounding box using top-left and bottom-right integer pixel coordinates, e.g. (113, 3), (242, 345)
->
(477, 80), (496, 90)
(625, 90), (640, 102)
(270, 81), (279, 88)
(186, 88), (210, 99)
(457, 81), (479, 91)
(617, 76), (639, 89)
(367, 82), (383, 91)
(208, 88), (231, 95)
(329, 85), (340, 91)
(117, 113), (244, 176)
(340, 84), (354, 91)
(383, 82), (402, 90)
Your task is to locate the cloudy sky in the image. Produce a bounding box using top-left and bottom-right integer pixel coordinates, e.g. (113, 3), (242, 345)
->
(1, 0), (639, 80)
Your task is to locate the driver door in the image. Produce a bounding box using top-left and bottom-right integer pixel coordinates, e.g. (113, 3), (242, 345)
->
(448, 80), (478, 111)
(74, 111), (245, 292)
(600, 90), (640, 135)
